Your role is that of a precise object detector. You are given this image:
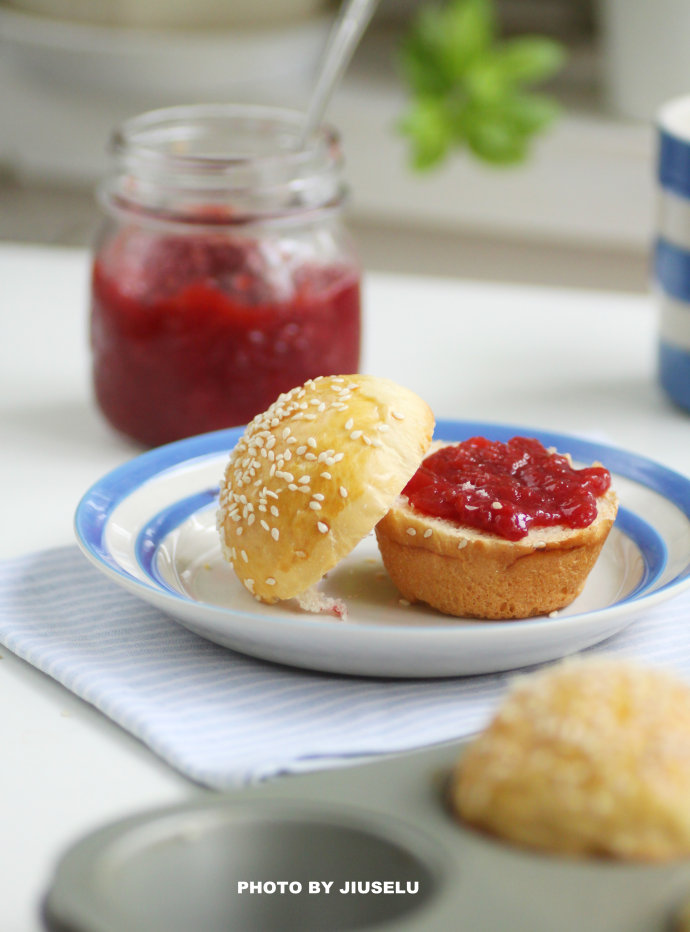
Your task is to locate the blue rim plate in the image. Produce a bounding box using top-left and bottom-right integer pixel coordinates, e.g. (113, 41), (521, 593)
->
(74, 419), (690, 678)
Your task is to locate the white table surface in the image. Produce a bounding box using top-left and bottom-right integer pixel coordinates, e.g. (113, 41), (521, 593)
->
(1, 242), (688, 932)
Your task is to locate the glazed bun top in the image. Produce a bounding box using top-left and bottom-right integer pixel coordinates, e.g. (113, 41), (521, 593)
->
(217, 374), (434, 606)
(452, 658), (690, 861)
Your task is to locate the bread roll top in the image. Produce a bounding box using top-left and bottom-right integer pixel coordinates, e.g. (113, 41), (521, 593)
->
(217, 374), (434, 603)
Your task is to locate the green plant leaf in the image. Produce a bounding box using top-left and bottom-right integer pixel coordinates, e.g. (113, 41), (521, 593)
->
(465, 116), (529, 164)
(464, 53), (512, 103)
(435, 0), (495, 82)
(501, 92), (561, 133)
(398, 96), (455, 171)
(492, 36), (566, 86)
(399, 9), (454, 96)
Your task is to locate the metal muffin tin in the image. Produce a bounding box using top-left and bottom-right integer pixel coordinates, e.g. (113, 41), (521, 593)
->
(43, 740), (690, 932)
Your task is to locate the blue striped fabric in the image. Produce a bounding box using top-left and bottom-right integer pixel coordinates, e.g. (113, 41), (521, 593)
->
(2, 546), (690, 788)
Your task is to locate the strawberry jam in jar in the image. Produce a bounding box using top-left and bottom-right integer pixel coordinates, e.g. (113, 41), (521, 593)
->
(90, 104), (361, 446)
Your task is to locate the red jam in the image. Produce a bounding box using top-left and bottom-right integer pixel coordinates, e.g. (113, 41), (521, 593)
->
(90, 231), (360, 447)
(403, 436), (611, 541)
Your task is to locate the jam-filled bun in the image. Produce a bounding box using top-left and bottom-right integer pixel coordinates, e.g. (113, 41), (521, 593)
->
(217, 375), (434, 609)
(375, 441), (618, 619)
(451, 658), (690, 861)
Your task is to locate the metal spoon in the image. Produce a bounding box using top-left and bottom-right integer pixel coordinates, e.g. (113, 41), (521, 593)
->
(297, 0), (380, 148)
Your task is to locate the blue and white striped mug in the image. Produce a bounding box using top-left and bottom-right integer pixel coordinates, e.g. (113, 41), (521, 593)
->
(656, 96), (690, 410)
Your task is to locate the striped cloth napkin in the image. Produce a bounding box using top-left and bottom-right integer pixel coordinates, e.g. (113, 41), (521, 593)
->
(1, 546), (689, 789)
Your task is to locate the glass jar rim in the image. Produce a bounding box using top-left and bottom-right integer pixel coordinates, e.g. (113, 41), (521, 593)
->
(110, 102), (341, 179)
(102, 102), (347, 226)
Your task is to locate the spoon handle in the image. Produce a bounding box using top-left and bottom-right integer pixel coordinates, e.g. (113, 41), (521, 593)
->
(298, 0), (380, 147)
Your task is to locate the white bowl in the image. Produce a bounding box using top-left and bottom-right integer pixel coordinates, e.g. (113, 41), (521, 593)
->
(0, 6), (331, 104)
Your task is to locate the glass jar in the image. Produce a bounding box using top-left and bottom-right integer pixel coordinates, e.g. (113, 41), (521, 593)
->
(90, 103), (361, 447)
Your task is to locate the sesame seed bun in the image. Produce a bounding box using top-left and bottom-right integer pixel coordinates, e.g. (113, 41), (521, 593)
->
(375, 442), (618, 620)
(216, 375), (434, 607)
(451, 658), (690, 861)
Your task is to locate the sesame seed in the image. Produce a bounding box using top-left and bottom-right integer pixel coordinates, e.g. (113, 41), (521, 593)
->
(266, 577), (276, 586)
(320, 471), (332, 480)
(244, 578), (255, 593)
(260, 519), (270, 532)
(377, 423), (390, 432)
(236, 527), (243, 535)
(423, 529), (433, 538)
(247, 514), (255, 526)
(406, 527), (417, 536)
(307, 437), (317, 448)
(241, 550), (248, 563)
(317, 521), (329, 534)
(271, 528), (280, 541)
(392, 411), (405, 420)
(350, 430), (362, 440)
(282, 428), (291, 439)
(492, 501), (503, 510)
(345, 418), (354, 430)
(270, 506), (279, 517)
(339, 486), (348, 498)
(309, 501), (322, 510)
(333, 453), (344, 462)
(457, 539), (468, 549)
(465, 505), (478, 511)
(299, 476), (311, 484)
(295, 550), (306, 558)
(296, 445), (307, 455)
(312, 493), (325, 501)
(305, 452), (317, 461)
(288, 483), (298, 491)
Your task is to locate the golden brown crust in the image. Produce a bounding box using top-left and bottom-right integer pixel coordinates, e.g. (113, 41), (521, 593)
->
(216, 375), (434, 605)
(450, 659), (690, 861)
(375, 443), (618, 620)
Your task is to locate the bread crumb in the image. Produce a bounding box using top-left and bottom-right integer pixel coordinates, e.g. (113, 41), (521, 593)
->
(296, 587), (348, 620)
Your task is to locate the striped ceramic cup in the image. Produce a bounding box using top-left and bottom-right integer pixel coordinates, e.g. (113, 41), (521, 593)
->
(657, 95), (690, 410)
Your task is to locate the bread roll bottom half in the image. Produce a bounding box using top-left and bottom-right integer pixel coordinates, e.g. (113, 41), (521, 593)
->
(375, 446), (618, 621)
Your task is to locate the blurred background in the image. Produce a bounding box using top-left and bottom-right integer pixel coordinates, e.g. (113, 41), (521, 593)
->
(0, 0), (679, 292)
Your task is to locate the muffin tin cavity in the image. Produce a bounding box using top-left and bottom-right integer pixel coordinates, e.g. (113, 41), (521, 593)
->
(43, 800), (443, 932)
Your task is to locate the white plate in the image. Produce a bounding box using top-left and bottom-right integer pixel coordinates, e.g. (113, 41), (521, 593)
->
(74, 420), (690, 678)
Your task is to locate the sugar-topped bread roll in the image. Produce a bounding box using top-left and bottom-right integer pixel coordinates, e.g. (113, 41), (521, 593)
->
(451, 658), (690, 861)
(217, 374), (434, 609)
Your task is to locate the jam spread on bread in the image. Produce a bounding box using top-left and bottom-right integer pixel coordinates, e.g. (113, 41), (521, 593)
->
(91, 231), (360, 446)
(403, 436), (611, 541)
